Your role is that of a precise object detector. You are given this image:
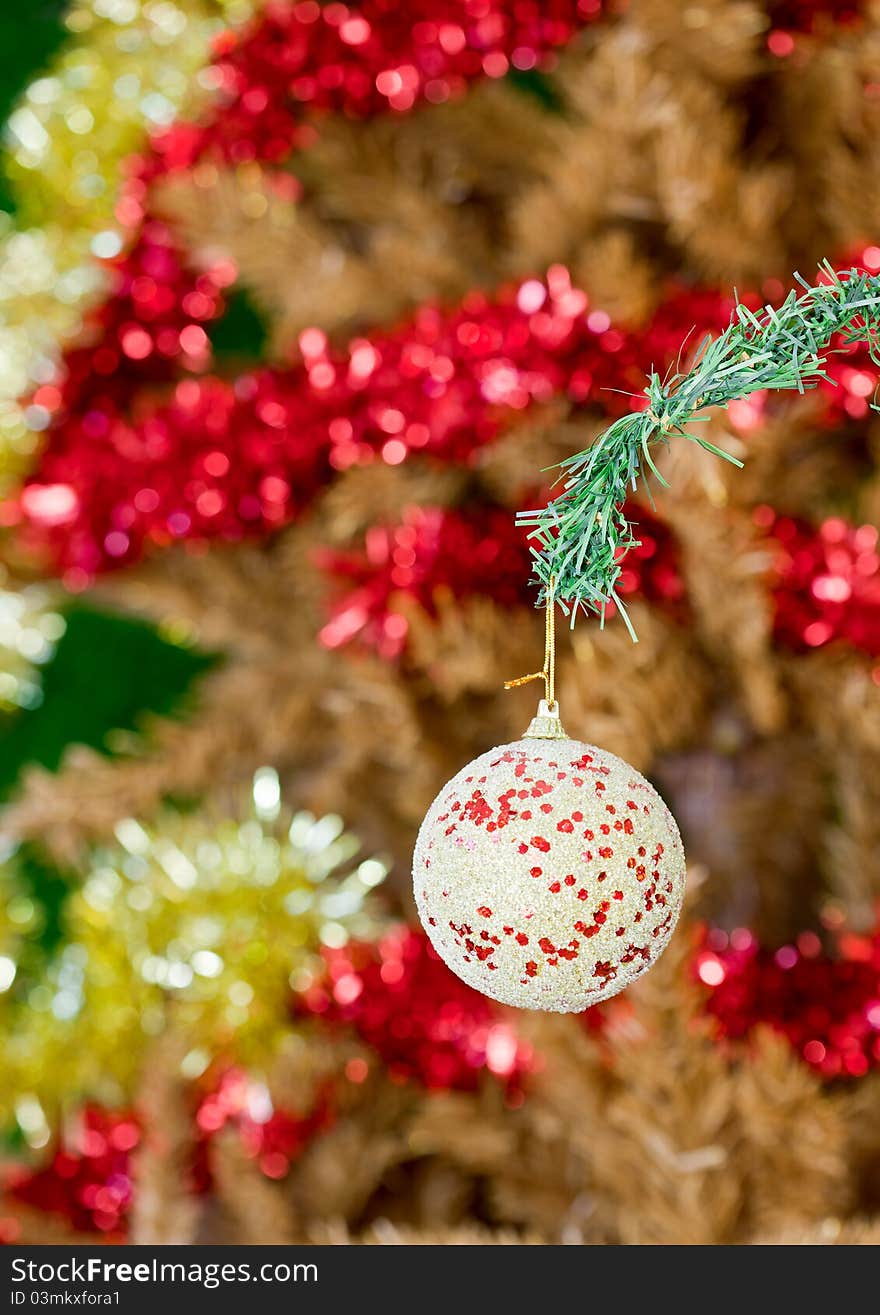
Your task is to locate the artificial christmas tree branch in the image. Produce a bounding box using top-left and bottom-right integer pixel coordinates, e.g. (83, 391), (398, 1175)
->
(519, 264), (880, 637)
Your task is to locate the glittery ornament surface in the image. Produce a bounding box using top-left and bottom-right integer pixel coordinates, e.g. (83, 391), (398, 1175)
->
(413, 708), (685, 1011)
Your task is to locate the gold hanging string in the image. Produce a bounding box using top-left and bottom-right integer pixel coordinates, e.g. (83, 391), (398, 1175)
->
(504, 577), (557, 710)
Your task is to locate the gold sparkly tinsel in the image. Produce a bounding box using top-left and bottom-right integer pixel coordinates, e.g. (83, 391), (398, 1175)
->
(0, 0), (256, 493)
(1, 768), (388, 1126)
(0, 570), (64, 711)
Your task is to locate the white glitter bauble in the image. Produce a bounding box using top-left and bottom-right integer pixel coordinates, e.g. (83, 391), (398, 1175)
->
(413, 701), (686, 1012)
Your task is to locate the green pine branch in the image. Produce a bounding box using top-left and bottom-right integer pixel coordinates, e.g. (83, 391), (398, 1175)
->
(518, 263), (880, 638)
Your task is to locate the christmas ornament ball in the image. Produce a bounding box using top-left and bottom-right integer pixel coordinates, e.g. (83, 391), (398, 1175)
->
(413, 702), (686, 1012)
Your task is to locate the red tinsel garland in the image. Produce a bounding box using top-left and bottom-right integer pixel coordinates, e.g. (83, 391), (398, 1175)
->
(13, 263), (880, 679)
(7, 0), (880, 673)
(318, 502), (536, 656)
(193, 1068), (334, 1185)
(16, 0), (865, 447)
(317, 500), (684, 657)
(17, 0), (880, 588)
(2, 1078), (332, 1240)
(696, 923), (880, 1080)
(295, 925), (534, 1093)
(13, 271), (738, 577)
(5, 1108), (138, 1237)
(16, 260), (880, 665)
(145, 0), (606, 176)
(41, 221), (234, 421)
(761, 509), (880, 659)
(25, 0), (601, 431)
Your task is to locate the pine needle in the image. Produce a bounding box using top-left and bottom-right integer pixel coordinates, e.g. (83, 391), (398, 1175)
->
(518, 265), (880, 633)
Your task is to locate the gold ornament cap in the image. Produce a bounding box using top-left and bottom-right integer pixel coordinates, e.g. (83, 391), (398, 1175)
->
(523, 698), (567, 740)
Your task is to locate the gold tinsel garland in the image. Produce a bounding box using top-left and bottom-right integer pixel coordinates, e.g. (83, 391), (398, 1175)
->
(0, 571), (64, 711)
(0, 0), (256, 493)
(1, 768), (389, 1132)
